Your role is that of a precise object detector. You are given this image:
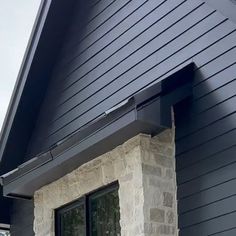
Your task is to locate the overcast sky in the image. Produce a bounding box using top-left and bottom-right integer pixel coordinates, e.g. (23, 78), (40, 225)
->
(0, 0), (41, 131)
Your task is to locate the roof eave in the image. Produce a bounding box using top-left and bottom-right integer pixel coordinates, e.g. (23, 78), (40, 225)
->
(0, 0), (52, 163)
(1, 63), (195, 199)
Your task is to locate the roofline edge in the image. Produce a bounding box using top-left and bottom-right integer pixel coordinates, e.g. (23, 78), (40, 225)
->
(0, 0), (52, 162)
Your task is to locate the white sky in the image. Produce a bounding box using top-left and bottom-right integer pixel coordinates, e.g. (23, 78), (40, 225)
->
(0, 0), (41, 131)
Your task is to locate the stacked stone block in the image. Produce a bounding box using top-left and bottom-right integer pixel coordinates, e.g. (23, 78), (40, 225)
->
(34, 129), (177, 236)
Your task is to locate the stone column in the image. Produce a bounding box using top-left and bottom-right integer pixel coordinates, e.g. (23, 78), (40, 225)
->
(118, 129), (177, 236)
(142, 130), (177, 236)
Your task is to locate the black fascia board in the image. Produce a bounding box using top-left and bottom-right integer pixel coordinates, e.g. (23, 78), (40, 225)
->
(0, 0), (77, 175)
(0, 0), (51, 223)
(0, 0), (77, 221)
(1, 63), (194, 199)
(0, 0), (51, 170)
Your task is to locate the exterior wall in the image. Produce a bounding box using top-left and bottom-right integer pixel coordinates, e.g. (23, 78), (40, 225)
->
(175, 99), (236, 234)
(18, 0), (236, 235)
(34, 130), (177, 236)
(27, 0), (236, 159)
(10, 199), (34, 236)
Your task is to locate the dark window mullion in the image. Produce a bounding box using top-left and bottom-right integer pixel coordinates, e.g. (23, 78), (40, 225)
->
(86, 195), (90, 236)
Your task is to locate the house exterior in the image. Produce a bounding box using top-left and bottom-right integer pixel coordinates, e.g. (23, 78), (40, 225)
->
(0, 0), (236, 235)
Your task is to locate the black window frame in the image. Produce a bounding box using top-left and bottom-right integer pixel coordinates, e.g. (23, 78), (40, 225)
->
(55, 182), (120, 236)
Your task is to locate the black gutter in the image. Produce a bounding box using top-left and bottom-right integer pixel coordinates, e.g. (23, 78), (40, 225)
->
(1, 63), (194, 199)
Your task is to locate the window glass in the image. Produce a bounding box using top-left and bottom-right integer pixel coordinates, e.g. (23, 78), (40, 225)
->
(56, 184), (120, 236)
(90, 188), (120, 236)
(60, 203), (85, 236)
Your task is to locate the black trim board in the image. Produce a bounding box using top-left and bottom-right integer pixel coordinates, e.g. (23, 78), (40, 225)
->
(0, 0), (77, 223)
(0, 0), (77, 174)
(1, 63), (194, 198)
(0, 0), (50, 169)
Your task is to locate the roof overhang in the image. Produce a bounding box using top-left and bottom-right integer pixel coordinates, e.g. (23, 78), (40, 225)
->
(1, 62), (195, 199)
(0, 0), (77, 224)
(0, 0), (77, 174)
(0, 0), (50, 168)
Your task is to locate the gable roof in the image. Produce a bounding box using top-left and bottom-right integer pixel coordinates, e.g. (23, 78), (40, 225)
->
(1, 0), (236, 175)
(0, 0), (76, 174)
(0, 0), (78, 224)
(0, 0), (236, 192)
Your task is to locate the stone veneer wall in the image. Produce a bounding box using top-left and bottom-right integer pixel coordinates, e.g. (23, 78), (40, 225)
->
(34, 129), (177, 236)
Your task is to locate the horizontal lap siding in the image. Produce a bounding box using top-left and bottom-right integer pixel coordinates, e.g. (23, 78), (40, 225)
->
(176, 53), (236, 234)
(27, 16), (236, 236)
(23, 0), (236, 234)
(174, 1), (236, 233)
(49, 2), (214, 131)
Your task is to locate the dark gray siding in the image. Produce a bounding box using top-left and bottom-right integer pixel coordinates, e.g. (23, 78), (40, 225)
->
(10, 199), (34, 236)
(27, 0), (236, 159)
(174, 16), (236, 236)
(18, 0), (236, 235)
(176, 118), (236, 235)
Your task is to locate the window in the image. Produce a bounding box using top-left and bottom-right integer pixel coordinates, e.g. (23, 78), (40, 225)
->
(56, 183), (120, 236)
